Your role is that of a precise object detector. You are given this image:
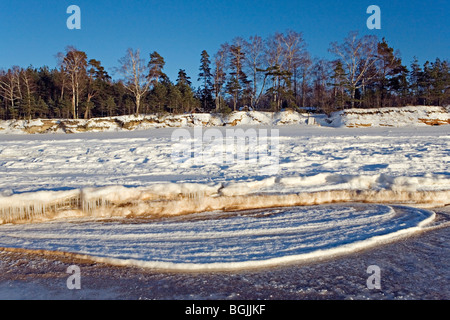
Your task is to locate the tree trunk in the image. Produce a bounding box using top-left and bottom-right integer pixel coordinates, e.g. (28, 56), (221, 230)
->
(135, 95), (141, 116)
(72, 88), (76, 119)
(351, 87), (356, 109)
(84, 94), (93, 119)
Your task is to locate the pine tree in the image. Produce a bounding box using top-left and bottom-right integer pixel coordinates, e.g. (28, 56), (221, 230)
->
(409, 57), (422, 105)
(104, 96), (117, 117)
(429, 58), (448, 106)
(148, 51), (167, 84)
(177, 69), (192, 87)
(329, 60), (348, 110)
(198, 50), (214, 111)
(389, 66), (410, 106)
(376, 38), (404, 107)
(264, 64), (292, 111)
(226, 43), (250, 111)
(176, 70), (198, 113)
(167, 84), (182, 114)
(84, 59), (111, 118)
(420, 61), (433, 105)
(149, 82), (168, 113)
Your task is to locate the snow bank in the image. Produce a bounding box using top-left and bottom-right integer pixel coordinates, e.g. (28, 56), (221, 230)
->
(1, 173), (449, 224)
(0, 111), (311, 134)
(0, 106), (448, 134)
(328, 106), (450, 128)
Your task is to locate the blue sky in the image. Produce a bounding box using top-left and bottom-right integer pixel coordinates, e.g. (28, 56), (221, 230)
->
(0, 0), (448, 87)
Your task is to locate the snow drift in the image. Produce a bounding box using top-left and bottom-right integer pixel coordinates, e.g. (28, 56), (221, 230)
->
(0, 106), (448, 134)
(0, 110), (314, 134)
(1, 173), (449, 224)
(327, 106), (450, 128)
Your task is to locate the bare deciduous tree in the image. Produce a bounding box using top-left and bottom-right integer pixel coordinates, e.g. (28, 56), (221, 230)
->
(243, 35), (266, 109)
(0, 67), (21, 118)
(21, 68), (37, 119)
(57, 46), (88, 119)
(329, 31), (379, 108)
(212, 44), (228, 112)
(117, 48), (151, 116)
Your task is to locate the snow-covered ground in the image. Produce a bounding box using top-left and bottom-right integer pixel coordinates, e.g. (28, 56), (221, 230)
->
(0, 111), (449, 272)
(0, 106), (448, 134)
(0, 125), (448, 206)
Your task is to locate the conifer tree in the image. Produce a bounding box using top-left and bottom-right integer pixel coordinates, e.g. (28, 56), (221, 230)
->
(375, 38), (405, 107)
(226, 43), (250, 111)
(409, 57), (422, 105)
(84, 59), (111, 118)
(177, 69), (192, 87)
(198, 50), (214, 111)
(148, 51), (168, 84)
(176, 69), (198, 113)
(429, 58), (449, 106)
(329, 60), (348, 110)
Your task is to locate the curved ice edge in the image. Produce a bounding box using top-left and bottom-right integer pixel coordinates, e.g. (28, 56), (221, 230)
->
(1, 207), (435, 272)
(88, 208), (436, 272)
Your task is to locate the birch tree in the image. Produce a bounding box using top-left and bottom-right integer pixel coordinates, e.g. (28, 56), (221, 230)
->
(58, 46), (88, 119)
(265, 32), (286, 110)
(212, 44), (228, 111)
(243, 35), (266, 109)
(118, 48), (151, 116)
(329, 31), (379, 108)
(0, 67), (21, 119)
(20, 67), (37, 119)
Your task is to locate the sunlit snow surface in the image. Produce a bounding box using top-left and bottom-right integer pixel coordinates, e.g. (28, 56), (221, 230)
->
(0, 126), (448, 271)
(0, 204), (435, 271)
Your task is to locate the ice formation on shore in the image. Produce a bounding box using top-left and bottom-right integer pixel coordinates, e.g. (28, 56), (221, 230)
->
(0, 203), (437, 271)
(1, 173), (449, 224)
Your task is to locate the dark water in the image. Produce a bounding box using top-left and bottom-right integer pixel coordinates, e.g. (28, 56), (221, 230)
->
(0, 210), (449, 300)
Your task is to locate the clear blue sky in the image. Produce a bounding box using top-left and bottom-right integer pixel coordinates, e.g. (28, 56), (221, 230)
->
(0, 0), (448, 87)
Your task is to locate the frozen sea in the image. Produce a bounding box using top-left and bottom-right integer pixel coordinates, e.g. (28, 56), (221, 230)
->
(0, 210), (449, 300)
(0, 124), (449, 300)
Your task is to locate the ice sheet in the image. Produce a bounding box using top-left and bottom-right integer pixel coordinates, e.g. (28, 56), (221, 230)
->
(0, 204), (436, 271)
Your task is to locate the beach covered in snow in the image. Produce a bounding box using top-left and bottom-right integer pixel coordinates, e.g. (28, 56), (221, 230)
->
(0, 106), (449, 271)
(0, 106), (449, 134)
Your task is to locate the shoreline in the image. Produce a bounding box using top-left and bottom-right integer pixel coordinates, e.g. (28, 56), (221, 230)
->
(1, 211), (448, 300)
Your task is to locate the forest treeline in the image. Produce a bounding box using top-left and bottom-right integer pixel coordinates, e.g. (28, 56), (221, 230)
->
(0, 30), (449, 120)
